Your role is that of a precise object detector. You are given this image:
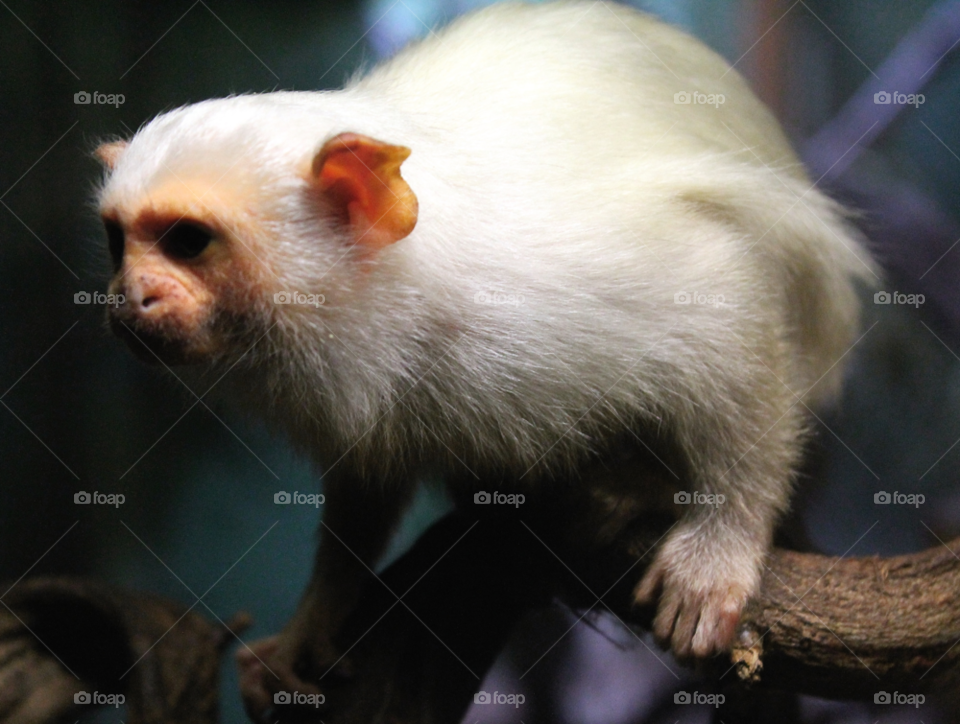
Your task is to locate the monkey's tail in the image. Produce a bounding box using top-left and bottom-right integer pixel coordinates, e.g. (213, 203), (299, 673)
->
(677, 166), (878, 408)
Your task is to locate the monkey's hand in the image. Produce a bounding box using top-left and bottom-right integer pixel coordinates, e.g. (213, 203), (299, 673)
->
(633, 526), (761, 659)
(236, 632), (352, 723)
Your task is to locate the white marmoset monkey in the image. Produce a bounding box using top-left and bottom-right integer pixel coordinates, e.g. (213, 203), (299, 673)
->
(94, 1), (873, 718)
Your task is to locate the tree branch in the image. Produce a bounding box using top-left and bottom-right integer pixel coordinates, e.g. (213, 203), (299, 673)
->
(732, 539), (960, 698)
(3, 508), (958, 723)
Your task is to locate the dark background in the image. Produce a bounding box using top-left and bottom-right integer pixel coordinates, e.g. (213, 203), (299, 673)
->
(2, 1), (960, 722)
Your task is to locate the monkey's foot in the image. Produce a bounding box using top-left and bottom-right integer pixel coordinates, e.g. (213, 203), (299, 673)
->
(634, 540), (758, 659)
(237, 635), (351, 723)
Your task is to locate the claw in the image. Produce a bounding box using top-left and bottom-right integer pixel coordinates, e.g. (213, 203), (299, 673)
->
(634, 538), (756, 658)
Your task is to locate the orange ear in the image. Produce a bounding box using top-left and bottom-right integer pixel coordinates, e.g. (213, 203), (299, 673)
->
(95, 140), (129, 169)
(312, 132), (418, 250)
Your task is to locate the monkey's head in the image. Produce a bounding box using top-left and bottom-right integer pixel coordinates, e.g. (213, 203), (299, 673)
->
(95, 97), (419, 367)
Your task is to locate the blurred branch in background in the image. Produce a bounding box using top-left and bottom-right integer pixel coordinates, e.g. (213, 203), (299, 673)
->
(0, 576), (250, 724)
(803, 1), (960, 350)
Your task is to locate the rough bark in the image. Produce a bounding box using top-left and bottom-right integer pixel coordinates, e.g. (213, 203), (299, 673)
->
(0, 577), (249, 724)
(732, 541), (960, 698)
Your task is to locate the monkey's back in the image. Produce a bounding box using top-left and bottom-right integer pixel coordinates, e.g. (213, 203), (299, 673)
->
(358, 1), (799, 179)
(352, 1), (872, 409)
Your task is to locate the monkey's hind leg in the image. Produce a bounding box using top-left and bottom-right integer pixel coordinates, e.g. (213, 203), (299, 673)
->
(634, 388), (802, 659)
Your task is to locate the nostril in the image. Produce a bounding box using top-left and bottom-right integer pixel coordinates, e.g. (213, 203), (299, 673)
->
(141, 295), (161, 310)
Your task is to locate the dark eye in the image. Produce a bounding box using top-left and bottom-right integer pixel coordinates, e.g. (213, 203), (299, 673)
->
(162, 222), (213, 259)
(104, 220), (125, 269)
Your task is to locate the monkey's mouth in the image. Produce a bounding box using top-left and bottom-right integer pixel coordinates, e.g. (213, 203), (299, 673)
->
(109, 316), (210, 366)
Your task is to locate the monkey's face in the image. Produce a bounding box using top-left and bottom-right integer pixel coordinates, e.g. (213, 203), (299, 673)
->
(99, 175), (266, 366)
(95, 108), (418, 369)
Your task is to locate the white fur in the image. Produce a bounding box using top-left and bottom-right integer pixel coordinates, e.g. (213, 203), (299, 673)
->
(100, 0), (874, 655)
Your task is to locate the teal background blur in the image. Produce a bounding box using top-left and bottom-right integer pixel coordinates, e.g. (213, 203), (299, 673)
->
(3, 2), (960, 722)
